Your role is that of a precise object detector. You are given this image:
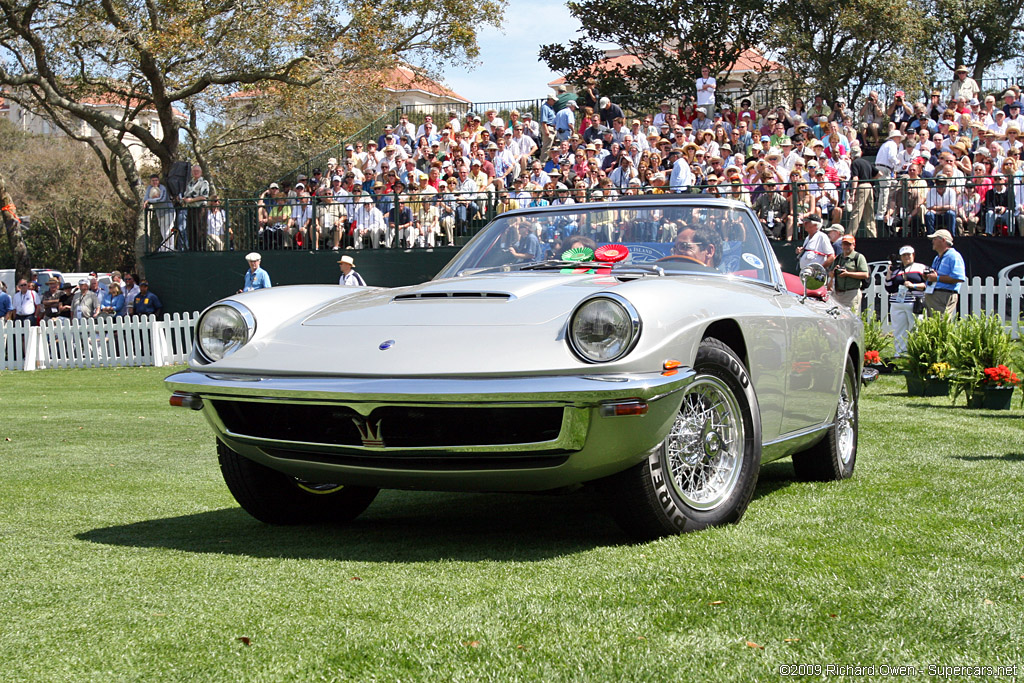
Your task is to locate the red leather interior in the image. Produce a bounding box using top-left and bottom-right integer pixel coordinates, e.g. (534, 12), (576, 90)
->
(781, 271), (827, 300)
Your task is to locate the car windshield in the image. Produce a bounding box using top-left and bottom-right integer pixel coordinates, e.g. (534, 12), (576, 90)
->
(436, 202), (774, 283)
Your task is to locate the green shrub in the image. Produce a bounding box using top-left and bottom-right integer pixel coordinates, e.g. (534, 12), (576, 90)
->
(897, 312), (953, 380)
(947, 314), (1015, 402)
(860, 309), (893, 361)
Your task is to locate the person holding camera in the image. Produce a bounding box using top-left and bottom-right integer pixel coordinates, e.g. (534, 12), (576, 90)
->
(831, 235), (869, 313)
(885, 246), (927, 356)
(924, 228), (966, 316)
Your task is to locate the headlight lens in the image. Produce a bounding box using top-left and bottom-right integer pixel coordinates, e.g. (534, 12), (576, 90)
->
(568, 296), (640, 363)
(196, 303), (254, 362)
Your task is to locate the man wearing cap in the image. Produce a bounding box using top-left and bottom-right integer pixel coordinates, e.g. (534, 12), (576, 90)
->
(950, 65), (980, 103)
(337, 255), (367, 286)
(925, 174), (958, 236)
(41, 278), (63, 321)
(831, 235), (868, 313)
(554, 99), (577, 143)
(70, 278), (100, 320)
(823, 223), (844, 254)
(884, 246), (927, 355)
(796, 215), (834, 269)
(598, 96), (624, 128)
(240, 253), (271, 293)
(541, 91), (557, 153)
(924, 228), (965, 316)
(873, 129), (902, 224)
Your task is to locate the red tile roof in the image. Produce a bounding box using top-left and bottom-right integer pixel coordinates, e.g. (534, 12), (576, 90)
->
(548, 48), (781, 86)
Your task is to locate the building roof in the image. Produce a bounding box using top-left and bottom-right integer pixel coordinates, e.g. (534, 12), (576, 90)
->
(224, 65), (469, 105)
(383, 64), (468, 103)
(547, 48), (781, 87)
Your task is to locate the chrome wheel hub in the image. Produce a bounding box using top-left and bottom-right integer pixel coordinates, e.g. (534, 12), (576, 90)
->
(665, 375), (744, 511)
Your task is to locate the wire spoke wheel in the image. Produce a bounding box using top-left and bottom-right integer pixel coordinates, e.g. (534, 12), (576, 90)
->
(666, 374), (745, 510)
(836, 370), (856, 466)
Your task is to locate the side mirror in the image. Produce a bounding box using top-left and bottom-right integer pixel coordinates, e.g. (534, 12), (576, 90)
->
(799, 263), (828, 301)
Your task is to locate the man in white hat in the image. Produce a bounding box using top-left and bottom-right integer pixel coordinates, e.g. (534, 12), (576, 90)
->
(873, 128), (902, 223)
(924, 228), (965, 316)
(240, 252), (271, 293)
(338, 255), (367, 286)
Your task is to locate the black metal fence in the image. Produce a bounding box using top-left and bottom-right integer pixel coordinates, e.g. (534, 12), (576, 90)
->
(144, 173), (1024, 256)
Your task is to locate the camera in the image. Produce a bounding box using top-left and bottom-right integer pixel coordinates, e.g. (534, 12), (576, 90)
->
(889, 253), (901, 269)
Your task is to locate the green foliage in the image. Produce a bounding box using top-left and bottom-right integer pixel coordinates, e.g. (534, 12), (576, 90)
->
(947, 314), (1016, 402)
(897, 312), (954, 379)
(927, 0), (1024, 81)
(0, 120), (133, 272)
(538, 0), (777, 111)
(860, 309), (894, 360)
(767, 0), (931, 105)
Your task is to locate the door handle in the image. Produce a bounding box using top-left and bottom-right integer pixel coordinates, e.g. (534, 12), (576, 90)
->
(826, 306), (842, 318)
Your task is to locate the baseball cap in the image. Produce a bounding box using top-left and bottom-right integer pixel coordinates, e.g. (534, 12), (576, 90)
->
(898, 246), (915, 255)
(927, 228), (954, 244)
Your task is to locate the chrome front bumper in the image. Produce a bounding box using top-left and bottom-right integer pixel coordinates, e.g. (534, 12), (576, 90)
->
(166, 369), (696, 491)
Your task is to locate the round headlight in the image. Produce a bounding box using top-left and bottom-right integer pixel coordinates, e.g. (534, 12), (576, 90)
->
(568, 295), (640, 363)
(196, 302), (254, 362)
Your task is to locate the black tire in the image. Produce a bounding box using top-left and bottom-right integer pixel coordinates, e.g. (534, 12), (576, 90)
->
(792, 354), (858, 482)
(217, 441), (379, 525)
(600, 337), (762, 540)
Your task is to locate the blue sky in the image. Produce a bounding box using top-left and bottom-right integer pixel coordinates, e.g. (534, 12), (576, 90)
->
(442, 2), (582, 103)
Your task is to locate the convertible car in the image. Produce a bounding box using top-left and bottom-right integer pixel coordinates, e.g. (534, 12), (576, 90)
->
(166, 197), (862, 539)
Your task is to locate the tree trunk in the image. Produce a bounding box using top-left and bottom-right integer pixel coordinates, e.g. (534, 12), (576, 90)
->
(1, 173), (31, 282)
(3, 214), (32, 283)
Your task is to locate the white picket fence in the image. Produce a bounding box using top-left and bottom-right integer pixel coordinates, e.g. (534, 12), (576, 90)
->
(1, 312), (199, 371)
(865, 267), (1024, 338)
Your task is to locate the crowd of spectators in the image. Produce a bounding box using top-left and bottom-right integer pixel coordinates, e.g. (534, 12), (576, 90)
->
(150, 67), (1024, 252)
(2, 271), (160, 326)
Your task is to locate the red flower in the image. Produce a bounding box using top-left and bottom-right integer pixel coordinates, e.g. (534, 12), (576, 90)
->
(983, 365), (1020, 387)
(864, 350), (880, 365)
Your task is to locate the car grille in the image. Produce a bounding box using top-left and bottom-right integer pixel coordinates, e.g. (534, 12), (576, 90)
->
(209, 400), (565, 449)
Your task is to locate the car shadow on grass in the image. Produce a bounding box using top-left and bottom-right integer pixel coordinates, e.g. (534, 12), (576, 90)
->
(77, 466), (797, 561)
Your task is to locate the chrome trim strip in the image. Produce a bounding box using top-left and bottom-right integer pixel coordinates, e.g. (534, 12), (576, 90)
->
(760, 422), (830, 462)
(165, 368), (695, 405)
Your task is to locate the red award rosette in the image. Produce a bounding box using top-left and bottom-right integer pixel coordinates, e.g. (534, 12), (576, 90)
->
(594, 244), (629, 263)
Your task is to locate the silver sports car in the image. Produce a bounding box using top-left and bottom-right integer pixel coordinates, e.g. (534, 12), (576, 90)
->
(166, 197), (862, 539)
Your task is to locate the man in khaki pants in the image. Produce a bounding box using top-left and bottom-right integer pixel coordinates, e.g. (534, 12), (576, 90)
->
(831, 235), (869, 313)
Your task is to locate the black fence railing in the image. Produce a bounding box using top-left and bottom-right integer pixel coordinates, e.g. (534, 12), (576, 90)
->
(144, 173), (1024, 256)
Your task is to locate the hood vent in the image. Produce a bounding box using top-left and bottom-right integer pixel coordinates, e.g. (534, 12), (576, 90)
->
(392, 292), (514, 302)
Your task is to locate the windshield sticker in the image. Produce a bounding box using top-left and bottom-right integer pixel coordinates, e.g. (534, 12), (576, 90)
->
(742, 253), (764, 269)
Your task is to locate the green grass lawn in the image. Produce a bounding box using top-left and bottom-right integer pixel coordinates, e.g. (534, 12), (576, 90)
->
(0, 367), (1022, 681)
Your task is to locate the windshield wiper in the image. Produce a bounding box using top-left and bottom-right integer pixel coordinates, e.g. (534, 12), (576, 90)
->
(518, 259), (601, 270)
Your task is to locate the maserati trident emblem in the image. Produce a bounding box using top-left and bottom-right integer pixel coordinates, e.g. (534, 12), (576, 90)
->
(379, 339), (395, 350)
(352, 417), (384, 447)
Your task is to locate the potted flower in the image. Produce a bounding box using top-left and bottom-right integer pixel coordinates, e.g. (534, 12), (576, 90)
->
(860, 311), (895, 373)
(947, 314), (1017, 409)
(970, 365), (1020, 409)
(898, 313), (953, 396)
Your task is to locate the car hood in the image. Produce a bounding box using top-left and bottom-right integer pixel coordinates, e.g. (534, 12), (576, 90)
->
(198, 273), (765, 377)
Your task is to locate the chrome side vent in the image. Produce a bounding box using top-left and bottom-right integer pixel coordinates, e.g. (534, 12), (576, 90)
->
(392, 292), (514, 302)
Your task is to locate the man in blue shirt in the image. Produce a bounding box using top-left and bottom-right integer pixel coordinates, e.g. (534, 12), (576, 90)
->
(554, 100), (577, 143)
(132, 281), (162, 317)
(240, 252), (272, 293)
(540, 91), (557, 155)
(0, 282), (12, 320)
(924, 229), (965, 317)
